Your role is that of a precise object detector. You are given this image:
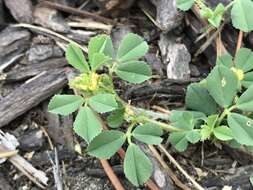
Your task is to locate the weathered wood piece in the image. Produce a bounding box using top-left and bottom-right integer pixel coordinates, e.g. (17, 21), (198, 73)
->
(33, 6), (70, 33)
(0, 27), (31, 71)
(4, 58), (67, 82)
(150, 0), (183, 31)
(3, 0), (33, 23)
(0, 69), (67, 128)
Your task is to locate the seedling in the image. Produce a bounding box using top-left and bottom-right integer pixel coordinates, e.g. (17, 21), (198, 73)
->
(48, 33), (253, 186)
(176, 0), (253, 32)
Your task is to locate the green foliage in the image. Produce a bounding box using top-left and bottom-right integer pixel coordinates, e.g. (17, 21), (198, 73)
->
(132, 123), (163, 145)
(88, 93), (118, 113)
(73, 106), (102, 143)
(176, 0), (253, 32)
(66, 43), (89, 73)
(123, 144), (152, 186)
(213, 126), (233, 141)
(48, 95), (84, 116)
(237, 84), (253, 112)
(87, 130), (126, 159)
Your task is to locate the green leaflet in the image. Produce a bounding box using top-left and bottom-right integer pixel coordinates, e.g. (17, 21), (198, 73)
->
(234, 48), (253, 73)
(242, 72), (253, 88)
(231, 0), (253, 32)
(123, 144), (152, 186)
(185, 83), (218, 115)
(237, 84), (253, 112)
(185, 131), (201, 144)
(88, 34), (114, 61)
(90, 52), (109, 71)
(228, 113), (253, 146)
(115, 60), (151, 84)
(213, 126), (233, 141)
(176, 0), (195, 11)
(48, 95), (84, 116)
(132, 123), (163, 145)
(206, 65), (238, 108)
(106, 107), (125, 128)
(66, 43), (89, 73)
(117, 33), (149, 62)
(87, 130), (126, 159)
(169, 110), (207, 123)
(216, 54), (233, 68)
(168, 132), (188, 152)
(73, 106), (102, 143)
(88, 93), (118, 113)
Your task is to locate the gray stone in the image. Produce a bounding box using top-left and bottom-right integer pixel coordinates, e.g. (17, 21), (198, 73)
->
(3, 0), (33, 23)
(33, 6), (70, 33)
(159, 34), (191, 80)
(150, 0), (183, 32)
(190, 64), (201, 77)
(28, 44), (63, 63)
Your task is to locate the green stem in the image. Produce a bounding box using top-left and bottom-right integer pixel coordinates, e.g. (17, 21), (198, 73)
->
(143, 118), (181, 132)
(126, 123), (135, 145)
(216, 105), (237, 126)
(225, 0), (235, 11)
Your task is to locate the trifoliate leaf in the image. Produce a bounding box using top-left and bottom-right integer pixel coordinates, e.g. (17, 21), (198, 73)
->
(132, 123), (163, 145)
(48, 95), (84, 116)
(206, 65), (238, 108)
(169, 110), (207, 123)
(228, 113), (253, 146)
(208, 3), (225, 28)
(73, 106), (102, 143)
(185, 82), (218, 115)
(115, 60), (151, 84)
(237, 84), (253, 112)
(87, 130), (126, 159)
(88, 93), (118, 113)
(213, 126), (233, 141)
(117, 33), (148, 62)
(66, 43), (89, 73)
(234, 48), (253, 72)
(123, 144), (152, 186)
(176, 0), (195, 11)
(231, 0), (253, 32)
(88, 34), (114, 61)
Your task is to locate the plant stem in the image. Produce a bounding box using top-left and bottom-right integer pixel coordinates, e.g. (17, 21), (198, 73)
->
(143, 118), (180, 132)
(126, 123), (135, 144)
(225, 0), (235, 11)
(216, 105), (237, 126)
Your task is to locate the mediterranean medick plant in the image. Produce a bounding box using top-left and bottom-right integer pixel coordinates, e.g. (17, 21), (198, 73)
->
(176, 0), (253, 32)
(48, 33), (253, 186)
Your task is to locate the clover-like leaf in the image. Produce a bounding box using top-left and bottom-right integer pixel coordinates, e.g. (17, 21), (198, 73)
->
(48, 95), (84, 116)
(228, 113), (253, 146)
(132, 123), (163, 145)
(213, 126), (233, 141)
(185, 82), (218, 115)
(88, 93), (118, 113)
(168, 131), (188, 152)
(176, 0), (195, 11)
(123, 144), (152, 186)
(87, 130), (126, 159)
(207, 3), (225, 28)
(169, 110), (206, 123)
(115, 60), (151, 84)
(117, 33), (148, 62)
(231, 0), (253, 32)
(107, 108), (125, 128)
(237, 84), (253, 112)
(90, 52), (109, 71)
(66, 43), (89, 73)
(206, 65), (238, 108)
(88, 34), (114, 61)
(234, 48), (253, 73)
(73, 106), (102, 143)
